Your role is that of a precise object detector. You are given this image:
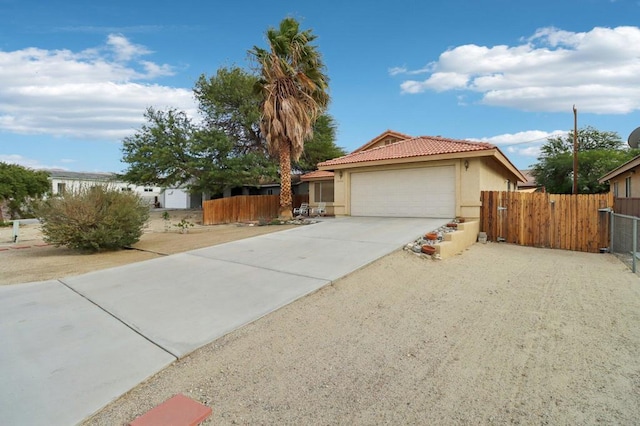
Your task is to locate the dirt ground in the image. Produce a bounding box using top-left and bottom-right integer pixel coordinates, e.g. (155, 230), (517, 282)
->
(83, 242), (640, 425)
(0, 210), (295, 285)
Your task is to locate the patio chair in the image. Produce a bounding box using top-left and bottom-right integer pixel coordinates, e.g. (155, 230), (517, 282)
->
(311, 202), (326, 217)
(293, 202), (309, 216)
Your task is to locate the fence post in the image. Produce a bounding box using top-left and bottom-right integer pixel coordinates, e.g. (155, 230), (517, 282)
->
(634, 218), (638, 274)
(12, 220), (19, 243)
(610, 211), (614, 253)
(609, 210), (616, 253)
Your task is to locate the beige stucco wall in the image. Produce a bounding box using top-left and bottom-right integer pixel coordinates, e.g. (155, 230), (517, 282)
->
(329, 156), (518, 219)
(607, 169), (640, 197)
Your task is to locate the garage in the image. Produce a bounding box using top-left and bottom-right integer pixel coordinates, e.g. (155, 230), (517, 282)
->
(163, 188), (189, 209)
(350, 166), (455, 218)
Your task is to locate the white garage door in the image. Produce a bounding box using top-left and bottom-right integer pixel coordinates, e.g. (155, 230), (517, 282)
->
(163, 188), (189, 209)
(350, 166), (455, 218)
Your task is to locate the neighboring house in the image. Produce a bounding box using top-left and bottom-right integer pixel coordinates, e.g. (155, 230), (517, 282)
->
(598, 154), (640, 198)
(47, 170), (170, 208)
(517, 169), (540, 192)
(162, 187), (204, 209)
(223, 175), (309, 198)
(304, 130), (525, 219)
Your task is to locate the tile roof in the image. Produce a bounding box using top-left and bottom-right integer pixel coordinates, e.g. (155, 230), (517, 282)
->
(352, 129), (414, 153)
(319, 135), (496, 167)
(301, 170), (335, 180)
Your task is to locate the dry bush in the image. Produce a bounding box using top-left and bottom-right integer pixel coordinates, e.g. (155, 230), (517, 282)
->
(37, 186), (150, 251)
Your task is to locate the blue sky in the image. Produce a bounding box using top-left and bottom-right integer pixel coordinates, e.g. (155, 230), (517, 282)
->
(1, 0), (639, 173)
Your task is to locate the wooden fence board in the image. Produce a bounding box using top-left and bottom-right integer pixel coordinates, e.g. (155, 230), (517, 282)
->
(615, 197), (640, 217)
(202, 194), (309, 225)
(480, 191), (613, 253)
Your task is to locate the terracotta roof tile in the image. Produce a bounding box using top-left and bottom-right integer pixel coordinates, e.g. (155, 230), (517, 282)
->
(319, 135), (495, 167)
(301, 170), (334, 180)
(352, 129), (414, 153)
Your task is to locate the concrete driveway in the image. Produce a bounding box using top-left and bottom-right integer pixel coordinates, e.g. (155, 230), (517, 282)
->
(0, 217), (443, 426)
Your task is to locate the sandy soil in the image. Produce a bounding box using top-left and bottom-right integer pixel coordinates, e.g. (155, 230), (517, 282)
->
(84, 242), (640, 425)
(0, 210), (295, 285)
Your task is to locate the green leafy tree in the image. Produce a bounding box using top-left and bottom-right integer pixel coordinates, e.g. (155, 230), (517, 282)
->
(532, 127), (639, 194)
(122, 66), (342, 196)
(250, 17), (330, 218)
(120, 108), (276, 196)
(0, 162), (50, 220)
(194, 67), (263, 154)
(295, 115), (345, 172)
(195, 66), (344, 170)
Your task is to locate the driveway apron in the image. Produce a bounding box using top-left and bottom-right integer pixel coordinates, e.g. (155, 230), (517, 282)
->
(0, 217), (441, 425)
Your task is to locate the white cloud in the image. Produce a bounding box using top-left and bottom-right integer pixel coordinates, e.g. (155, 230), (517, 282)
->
(0, 35), (197, 140)
(471, 129), (566, 146)
(396, 26), (640, 114)
(0, 154), (67, 170)
(469, 129), (566, 158)
(106, 33), (151, 62)
(388, 66), (407, 76)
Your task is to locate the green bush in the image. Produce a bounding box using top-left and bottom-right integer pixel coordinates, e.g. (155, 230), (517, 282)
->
(37, 185), (150, 251)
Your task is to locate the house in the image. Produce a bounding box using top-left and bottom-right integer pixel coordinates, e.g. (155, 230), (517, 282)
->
(47, 170), (180, 208)
(162, 187), (204, 209)
(223, 175), (309, 198)
(303, 130), (525, 218)
(598, 154), (640, 198)
(517, 169), (540, 192)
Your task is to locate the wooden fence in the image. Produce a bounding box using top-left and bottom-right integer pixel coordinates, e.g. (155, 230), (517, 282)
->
(480, 191), (614, 253)
(203, 194), (309, 225)
(614, 197), (640, 217)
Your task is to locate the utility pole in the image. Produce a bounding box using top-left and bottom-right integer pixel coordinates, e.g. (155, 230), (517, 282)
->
(573, 105), (578, 194)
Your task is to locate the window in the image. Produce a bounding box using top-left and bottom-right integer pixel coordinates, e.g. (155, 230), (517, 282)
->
(267, 189), (273, 195)
(626, 177), (632, 197)
(57, 183), (66, 194)
(614, 182), (619, 197)
(144, 187), (153, 192)
(314, 181), (334, 202)
(121, 187), (132, 192)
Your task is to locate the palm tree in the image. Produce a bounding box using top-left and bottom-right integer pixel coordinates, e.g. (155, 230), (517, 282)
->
(250, 17), (330, 219)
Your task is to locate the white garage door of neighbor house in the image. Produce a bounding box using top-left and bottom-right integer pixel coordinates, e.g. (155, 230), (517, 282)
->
(163, 189), (188, 209)
(350, 166), (455, 218)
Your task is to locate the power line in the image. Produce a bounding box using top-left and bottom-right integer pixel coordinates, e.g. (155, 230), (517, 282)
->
(477, 132), (566, 147)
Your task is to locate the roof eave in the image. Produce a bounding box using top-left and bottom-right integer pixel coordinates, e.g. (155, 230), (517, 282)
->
(319, 148), (526, 183)
(493, 147), (527, 182)
(598, 154), (640, 183)
(319, 150), (493, 171)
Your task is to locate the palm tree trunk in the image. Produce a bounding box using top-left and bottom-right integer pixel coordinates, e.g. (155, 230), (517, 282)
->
(279, 143), (294, 219)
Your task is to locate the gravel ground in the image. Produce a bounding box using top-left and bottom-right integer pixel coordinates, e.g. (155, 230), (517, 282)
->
(85, 242), (640, 425)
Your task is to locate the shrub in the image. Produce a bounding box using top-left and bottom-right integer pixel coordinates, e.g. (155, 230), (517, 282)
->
(37, 185), (150, 251)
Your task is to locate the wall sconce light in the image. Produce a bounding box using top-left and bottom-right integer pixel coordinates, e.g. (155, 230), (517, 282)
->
(339, 170), (343, 178)
(464, 160), (469, 171)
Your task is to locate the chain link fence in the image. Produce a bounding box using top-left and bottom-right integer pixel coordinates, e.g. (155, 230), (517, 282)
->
(610, 212), (640, 273)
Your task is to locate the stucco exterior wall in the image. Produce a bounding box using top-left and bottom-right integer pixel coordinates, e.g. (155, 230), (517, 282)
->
(459, 158), (482, 218)
(608, 170), (640, 198)
(478, 158), (516, 192)
(328, 156), (518, 219)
